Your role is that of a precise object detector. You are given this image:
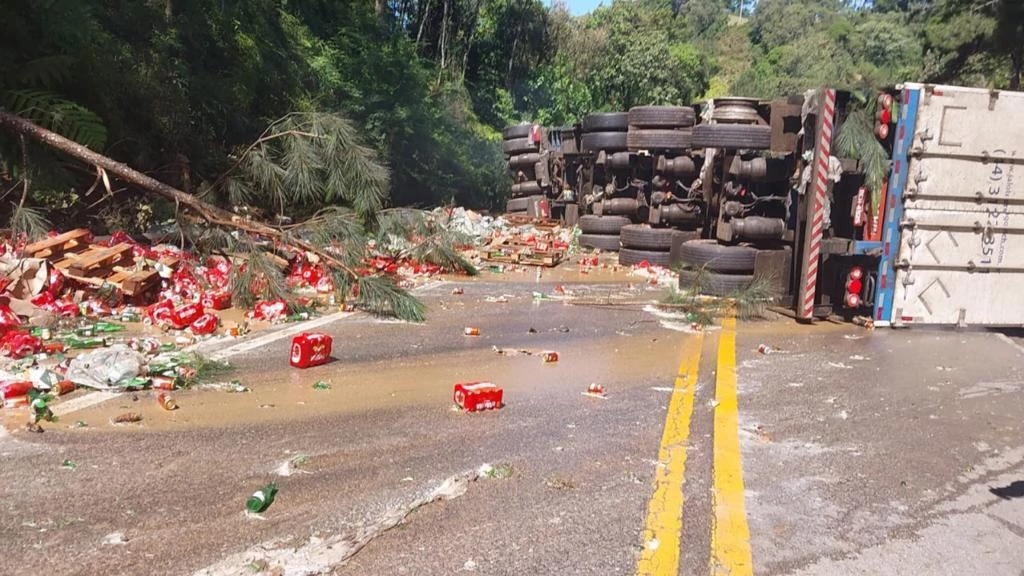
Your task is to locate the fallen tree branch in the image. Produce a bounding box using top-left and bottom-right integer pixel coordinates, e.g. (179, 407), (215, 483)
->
(0, 110), (359, 279)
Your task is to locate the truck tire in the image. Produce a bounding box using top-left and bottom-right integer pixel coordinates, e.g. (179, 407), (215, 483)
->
(508, 152), (541, 169)
(679, 240), (757, 273)
(579, 233), (621, 251)
(692, 124), (771, 150)
(627, 129), (693, 151)
(678, 269), (754, 296)
(628, 106), (696, 128)
(582, 113), (628, 133)
(506, 196), (532, 212)
(511, 181), (543, 196)
(502, 137), (539, 155)
(579, 214), (631, 234)
(502, 124), (532, 139)
(669, 229), (703, 266)
(619, 247), (672, 267)
(620, 225), (677, 251)
(581, 131), (628, 152)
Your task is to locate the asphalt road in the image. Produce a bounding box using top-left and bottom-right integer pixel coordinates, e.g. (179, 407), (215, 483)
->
(3, 272), (1024, 575)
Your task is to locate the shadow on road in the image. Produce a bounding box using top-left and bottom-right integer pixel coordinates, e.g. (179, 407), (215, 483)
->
(989, 480), (1024, 500)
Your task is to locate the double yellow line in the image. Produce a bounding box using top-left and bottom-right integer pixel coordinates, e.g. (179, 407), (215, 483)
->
(636, 316), (753, 576)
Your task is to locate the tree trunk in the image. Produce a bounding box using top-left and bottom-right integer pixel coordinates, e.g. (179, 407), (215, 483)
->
(507, 27), (521, 91)
(375, 0), (387, 19)
(0, 111), (357, 277)
(439, 0), (450, 70)
(461, 0), (481, 82)
(416, 0), (432, 47)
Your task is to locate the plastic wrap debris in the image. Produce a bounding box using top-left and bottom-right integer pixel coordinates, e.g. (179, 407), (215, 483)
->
(627, 262), (679, 287)
(65, 345), (146, 390)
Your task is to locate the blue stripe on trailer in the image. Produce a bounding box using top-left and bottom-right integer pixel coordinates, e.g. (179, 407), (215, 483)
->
(854, 241), (883, 255)
(873, 87), (920, 326)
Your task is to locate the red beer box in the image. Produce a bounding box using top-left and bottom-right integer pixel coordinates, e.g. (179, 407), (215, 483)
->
(453, 381), (503, 412)
(290, 332), (333, 368)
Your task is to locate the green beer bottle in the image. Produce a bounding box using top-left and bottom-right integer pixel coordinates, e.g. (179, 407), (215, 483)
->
(246, 482), (278, 513)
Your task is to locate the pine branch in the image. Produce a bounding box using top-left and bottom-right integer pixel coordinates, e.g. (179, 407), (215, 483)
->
(835, 107), (889, 215)
(8, 204), (50, 241)
(356, 275), (427, 322)
(229, 249), (289, 308)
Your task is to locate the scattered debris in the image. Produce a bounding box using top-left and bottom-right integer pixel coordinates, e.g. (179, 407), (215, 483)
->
(451, 287), (464, 295)
(101, 532), (129, 546)
(196, 465), (490, 575)
(111, 412), (143, 425)
(582, 383), (607, 399)
(827, 361), (853, 369)
(757, 344), (774, 355)
(852, 315), (875, 329)
(463, 327), (480, 337)
(481, 463), (515, 479)
(545, 477), (577, 491)
(849, 354), (868, 361)
(312, 380), (331, 391)
(61, 459), (77, 469)
(540, 351), (559, 363)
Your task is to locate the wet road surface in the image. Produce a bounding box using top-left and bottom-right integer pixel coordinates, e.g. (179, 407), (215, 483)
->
(3, 272), (1024, 575)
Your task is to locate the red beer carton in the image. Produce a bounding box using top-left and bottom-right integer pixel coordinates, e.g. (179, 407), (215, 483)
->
(200, 291), (232, 311)
(290, 332), (333, 368)
(453, 382), (503, 412)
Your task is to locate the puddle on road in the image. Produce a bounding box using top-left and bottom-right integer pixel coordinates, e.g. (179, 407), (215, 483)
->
(2, 332), (686, 435)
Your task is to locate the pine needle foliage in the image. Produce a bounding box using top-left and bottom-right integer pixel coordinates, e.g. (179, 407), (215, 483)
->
(229, 248), (290, 309)
(355, 275), (427, 322)
(375, 208), (478, 275)
(835, 97), (889, 216)
(213, 112), (388, 221)
(8, 204), (50, 241)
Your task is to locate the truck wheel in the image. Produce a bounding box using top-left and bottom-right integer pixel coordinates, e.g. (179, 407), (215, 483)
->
(502, 124), (532, 139)
(579, 233), (621, 251)
(692, 124), (771, 150)
(619, 247), (671, 267)
(502, 137), (539, 155)
(620, 224), (676, 250)
(508, 153), (542, 169)
(678, 269), (754, 297)
(679, 239), (757, 273)
(582, 112), (629, 133)
(669, 229), (702, 266)
(579, 214), (631, 234)
(628, 106), (696, 128)
(581, 131), (628, 152)
(511, 181), (543, 196)
(506, 196), (532, 212)
(627, 129), (693, 151)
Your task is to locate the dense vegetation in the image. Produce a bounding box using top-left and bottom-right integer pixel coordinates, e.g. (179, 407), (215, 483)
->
(1, 0), (1021, 234)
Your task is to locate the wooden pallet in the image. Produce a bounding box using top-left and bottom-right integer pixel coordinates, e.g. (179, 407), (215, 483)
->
(54, 243), (134, 277)
(504, 215), (562, 229)
(483, 240), (564, 267)
(23, 229), (92, 259)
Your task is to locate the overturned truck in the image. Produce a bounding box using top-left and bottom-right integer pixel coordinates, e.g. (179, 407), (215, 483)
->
(503, 83), (1024, 328)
